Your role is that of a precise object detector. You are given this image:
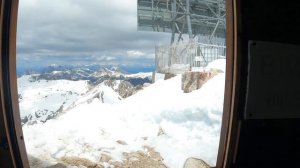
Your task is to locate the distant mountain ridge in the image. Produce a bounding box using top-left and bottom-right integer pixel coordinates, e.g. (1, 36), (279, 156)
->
(29, 65), (151, 86)
(18, 64), (155, 76)
(18, 66), (153, 125)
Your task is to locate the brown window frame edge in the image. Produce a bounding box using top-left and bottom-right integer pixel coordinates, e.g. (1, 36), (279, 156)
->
(1, 0), (238, 167)
(216, 0), (240, 167)
(1, 0), (29, 167)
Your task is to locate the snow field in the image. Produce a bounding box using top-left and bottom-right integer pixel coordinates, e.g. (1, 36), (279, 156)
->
(18, 76), (89, 122)
(21, 59), (226, 168)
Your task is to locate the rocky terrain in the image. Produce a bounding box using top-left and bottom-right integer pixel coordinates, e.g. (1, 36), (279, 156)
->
(18, 66), (152, 125)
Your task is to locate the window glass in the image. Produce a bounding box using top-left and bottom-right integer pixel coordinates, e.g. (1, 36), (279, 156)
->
(17, 0), (226, 167)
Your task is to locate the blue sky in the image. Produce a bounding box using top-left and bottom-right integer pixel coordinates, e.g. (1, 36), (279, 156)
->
(17, 0), (170, 71)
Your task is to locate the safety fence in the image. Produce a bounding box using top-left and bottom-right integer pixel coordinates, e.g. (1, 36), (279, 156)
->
(155, 42), (226, 74)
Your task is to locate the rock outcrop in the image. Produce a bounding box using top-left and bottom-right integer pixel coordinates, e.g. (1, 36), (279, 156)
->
(164, 73), (176, 80)
(110, 146), (167, 168)
(116, 81), (137, 98)
(182, 71), (217, 93)
(184, 157), (210, 168)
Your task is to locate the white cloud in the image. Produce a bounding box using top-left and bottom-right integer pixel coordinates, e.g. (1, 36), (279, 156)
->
(127, 50), (145, 58)
(95, 56), (116, 61)
(17, 0), (170, 67)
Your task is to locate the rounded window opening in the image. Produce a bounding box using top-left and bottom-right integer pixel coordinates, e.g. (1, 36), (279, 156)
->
(16, 0), (226, 167)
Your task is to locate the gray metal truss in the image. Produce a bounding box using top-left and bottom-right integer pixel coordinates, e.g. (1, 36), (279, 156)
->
(137, 0), (226, 44)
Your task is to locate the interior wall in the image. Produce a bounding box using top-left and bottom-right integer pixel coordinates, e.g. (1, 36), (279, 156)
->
(0, 93), (14, 168)
(233, 0), (300, 167)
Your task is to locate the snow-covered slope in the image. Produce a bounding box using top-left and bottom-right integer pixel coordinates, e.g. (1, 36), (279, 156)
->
(17, 75), (89, 124)
(116, 72), (225, 167)
(124, 72), (152, 78)
(21, 59), (225, 168)
(18, 71), (151, 125)
(72, 82), (122, 107)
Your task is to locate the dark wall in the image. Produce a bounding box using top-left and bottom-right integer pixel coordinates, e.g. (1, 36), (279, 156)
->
(0, 106), (14, 168)
(233, 1), (300, 167)
(241, 0), (300, 44)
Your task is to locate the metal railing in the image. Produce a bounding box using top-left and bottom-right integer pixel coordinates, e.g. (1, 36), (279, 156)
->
(155, 42), (226, 74)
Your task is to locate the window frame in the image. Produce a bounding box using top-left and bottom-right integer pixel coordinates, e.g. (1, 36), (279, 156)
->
(216, 0), (240, 167)
(0, 0), (29, 167)
(0, 0), (238, 167)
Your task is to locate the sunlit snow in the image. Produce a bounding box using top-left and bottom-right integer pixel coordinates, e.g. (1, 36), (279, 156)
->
(18, 76), (89, 123)
(20, 59), (225, 168)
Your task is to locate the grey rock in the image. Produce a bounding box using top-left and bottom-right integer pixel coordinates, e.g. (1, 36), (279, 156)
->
(157, 126), (166, 136)
(116, 81), (136, 98)
(46, 163), (67, 168)
(100, 153), (112, 162)
(116, 140), (128, 145)
(184, 157), (210, 168)
(164, 73), (176, 80)
(181, 71), (216, 93)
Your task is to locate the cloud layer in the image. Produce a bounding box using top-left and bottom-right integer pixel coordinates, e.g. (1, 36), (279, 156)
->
(17, 0), (170, 68)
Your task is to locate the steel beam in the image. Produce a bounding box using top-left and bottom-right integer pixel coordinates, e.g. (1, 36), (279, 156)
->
(138, 0), (226, 43)
(186, 0), (193, 40)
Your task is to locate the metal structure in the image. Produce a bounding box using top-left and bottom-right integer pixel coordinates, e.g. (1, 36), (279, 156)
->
(155, 42), (225, 73)
(138, 0), (226, 43)
(138, 0), (226, 73)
